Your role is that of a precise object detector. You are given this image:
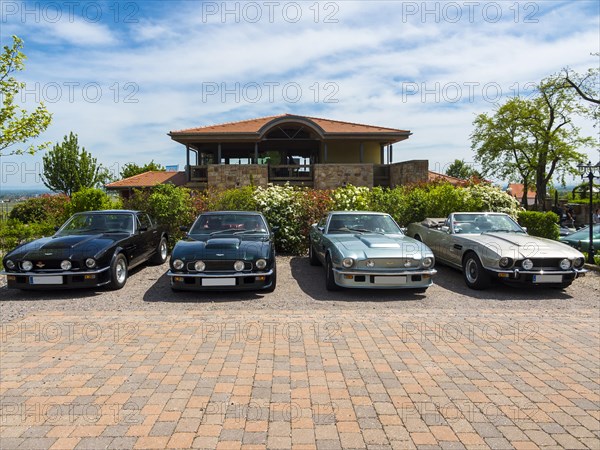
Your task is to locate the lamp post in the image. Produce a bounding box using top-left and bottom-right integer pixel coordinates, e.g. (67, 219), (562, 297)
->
(576, 161), (600, 264)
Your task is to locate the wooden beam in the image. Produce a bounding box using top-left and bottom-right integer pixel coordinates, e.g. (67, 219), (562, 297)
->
(360, 143), (364, 163)
(217, 143), (222, 164)
(186, 144), (190, 182)
(254, 142), (258, 163)
(324, 142), (328, 163)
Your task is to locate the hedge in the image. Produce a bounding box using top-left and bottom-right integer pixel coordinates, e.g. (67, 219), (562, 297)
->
(518, 211), (560, 240)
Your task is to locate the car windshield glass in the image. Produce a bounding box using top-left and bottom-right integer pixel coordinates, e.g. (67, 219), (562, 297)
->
(57, 213), (133, 235)
(568, 224), (600, 241)
(327, 214), (401, 234)
(452, 214), (524, 234)
(190, 214), (268, 235)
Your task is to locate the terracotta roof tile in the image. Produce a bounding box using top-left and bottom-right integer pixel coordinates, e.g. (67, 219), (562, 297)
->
(170, 113), (409, 135)
(507, 183), (536, 199)
(106, 171), (186, 189)
(428, 171), (467, 186)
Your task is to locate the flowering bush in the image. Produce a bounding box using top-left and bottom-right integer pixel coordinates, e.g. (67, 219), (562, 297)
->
(465, 183), (522, 218)
(330, 184), (371, 211)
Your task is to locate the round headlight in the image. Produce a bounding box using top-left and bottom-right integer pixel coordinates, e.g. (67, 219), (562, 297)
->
(521, 259), (534, 270)
(422, 257), (433, 268)
(194, 261), (206, 272)
(255, 259), (267, 270)
(5, 260), (15, 270)
(559, 258), (571, 270)
(573, 257), (584, 268)
(85, 258), (96, 269)
(22, 260), (33, 271)
(234, 260), (245, 272)
(61, 260), (72, 271)
(365, 260), (375, 268)
(173, 259), (184, 270)
(342, 258), (354, 268)
(499, 257), (513, 268)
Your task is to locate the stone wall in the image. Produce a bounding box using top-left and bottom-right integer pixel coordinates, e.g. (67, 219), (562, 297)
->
(207, 165), (268, 191)
(313, 164), (374, 190)
(389, 160), (428, 187)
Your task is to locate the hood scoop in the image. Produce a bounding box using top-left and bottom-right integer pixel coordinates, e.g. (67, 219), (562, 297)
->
(44, 234), (102, 249)
(205, 238), (240, 249)
(358, 236), (401, 248)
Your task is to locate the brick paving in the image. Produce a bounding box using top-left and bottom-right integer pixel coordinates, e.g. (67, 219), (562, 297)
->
(1, 310), (599, 449)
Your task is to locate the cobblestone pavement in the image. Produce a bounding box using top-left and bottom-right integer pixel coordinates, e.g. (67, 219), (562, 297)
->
(0, 259), (599, 449)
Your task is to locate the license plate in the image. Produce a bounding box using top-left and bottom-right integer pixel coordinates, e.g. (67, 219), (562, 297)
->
(373, 276), (407, 285)
(202, 278), (236, 286)
(29, 276), (63, 285)
(533, 274), (563, 283)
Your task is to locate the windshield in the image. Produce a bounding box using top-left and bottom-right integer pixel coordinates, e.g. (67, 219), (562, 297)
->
(327, 214), (402, 234)
(567, 224), (600, 241)
(57, 213), (134, 235)
(452, 213), (524, 234)
(190, 213), (268, 235)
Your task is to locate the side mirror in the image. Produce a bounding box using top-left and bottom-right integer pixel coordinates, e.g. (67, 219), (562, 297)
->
(179, 226), (189, 232)
(271, 226), (279, 234)
(441, 226), (450, 233)
(54, 226), (60, 232)
(318, 226), (325, 233)
(522, 226), (528, 233)
(139, 226), (148, 232)
(399, 227), (407, 234)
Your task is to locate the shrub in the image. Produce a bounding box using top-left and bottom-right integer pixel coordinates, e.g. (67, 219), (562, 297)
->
(212, 185), (257, 211)
(518, 211), (560, 240)
(0, 219), (56, 254)
(68, 188), (115, 214)
(465, 183), (522, 218)
(330, 184), (371, 211)
(9, 194), (71, 226)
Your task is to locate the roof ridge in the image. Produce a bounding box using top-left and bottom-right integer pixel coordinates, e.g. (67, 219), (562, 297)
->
(172, 114), (285, 133)
(304, 115), (407, 132)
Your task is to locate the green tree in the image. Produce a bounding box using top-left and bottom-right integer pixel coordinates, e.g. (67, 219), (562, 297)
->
(445, 159), (482, 180)
(42, 132), (112, 196)
(120, 160), (165, 179)
(0, 36), (52, 156)
(472, 75), (593, 209)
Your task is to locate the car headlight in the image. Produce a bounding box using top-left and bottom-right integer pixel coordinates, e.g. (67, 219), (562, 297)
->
(365, 260), (375, 268)
(422, 257), (433, 268)
(342, 258), (354, 268)
(559, 258), (571, 270)
(5, 260), (15, 270)
(573, 257), (585, 268)
(61, 260), (72, 271)
(172, 259), (184, 270)
(499, 257), (513, 268)
(22, 260), (33, 271)
(194, 261), (206, 272)
(234, 260), (245, 272)
(85, 258), (96, 269)
(521, 259), (534, 270)
(255, 259), (267, 270)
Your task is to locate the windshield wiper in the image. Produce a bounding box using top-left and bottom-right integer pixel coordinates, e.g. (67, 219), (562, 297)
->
(346, 227), (384, 234)
(233, 230), (266, 235)
(209, 229), (238, 236)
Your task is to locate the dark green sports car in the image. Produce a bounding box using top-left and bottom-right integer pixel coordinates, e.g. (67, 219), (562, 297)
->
(168, 211), (277, 292)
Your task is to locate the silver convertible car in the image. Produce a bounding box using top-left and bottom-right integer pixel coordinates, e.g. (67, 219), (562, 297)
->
(406, 212), (587, 290)
(309, 211), (437, 291)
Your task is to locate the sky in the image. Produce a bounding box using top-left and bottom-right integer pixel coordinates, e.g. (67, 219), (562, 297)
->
(0, 0), (599, 189)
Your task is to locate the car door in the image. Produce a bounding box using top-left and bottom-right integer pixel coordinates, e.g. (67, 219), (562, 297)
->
(313, 215), (328, 263)
(136, 213), (157, 261)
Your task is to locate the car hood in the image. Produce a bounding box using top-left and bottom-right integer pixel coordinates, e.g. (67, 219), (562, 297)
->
(172, 236), (272, 260)
(328, 233), (432, 258)
(5, 233), (123, 260)
(470, 232), (584, 258)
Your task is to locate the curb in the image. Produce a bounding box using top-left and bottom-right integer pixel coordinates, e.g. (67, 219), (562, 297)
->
(583, 263), (600, 272)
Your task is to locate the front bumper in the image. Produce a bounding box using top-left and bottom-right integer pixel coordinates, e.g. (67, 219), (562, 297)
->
(1, 268), (111, 290)
(486, 267), (587, 284)
(168, 269), (275, 291)
(332, 268), (437, 289)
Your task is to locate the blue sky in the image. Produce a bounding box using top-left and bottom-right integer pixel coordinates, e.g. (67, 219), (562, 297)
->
(1, 0), (599, 188)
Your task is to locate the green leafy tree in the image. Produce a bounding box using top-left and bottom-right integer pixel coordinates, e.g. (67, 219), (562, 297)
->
(445, 159), (482, 180)
(42, 132), (113, 196)
(120, 160), (165, 179)
(472, 75), (593, 209)
(1, 36), (52, 156)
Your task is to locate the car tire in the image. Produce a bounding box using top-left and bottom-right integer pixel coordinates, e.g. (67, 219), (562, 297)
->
(263, 265), (277, 293)
(309, 241), (321, 266)
(462, 253), (490, 290)
(325, 255), (341, 291)
(151, 237), (168, 265)
(108, 253), (128, 290)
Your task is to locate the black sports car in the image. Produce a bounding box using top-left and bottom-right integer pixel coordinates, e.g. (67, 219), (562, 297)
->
(168, 211), (277, 292)
(1, 210), (168, 290)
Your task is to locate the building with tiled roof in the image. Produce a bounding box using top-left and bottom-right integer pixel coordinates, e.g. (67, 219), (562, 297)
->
(506, 183), (536, 206)
(166, 113), (427, 190)
(106, 171), (187, 198)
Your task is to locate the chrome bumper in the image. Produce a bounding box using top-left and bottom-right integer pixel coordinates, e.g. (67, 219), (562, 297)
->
(168, 269), (274, 278)
(1, 267), (110, 277)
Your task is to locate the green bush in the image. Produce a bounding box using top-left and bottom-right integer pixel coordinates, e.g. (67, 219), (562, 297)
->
(518, 211), (560, 240)
(124, 184), (195, 244)
(0, 219), (56, 254)
(9, 194), (71, 226)
(330, 184), (371, 211)
(68, 188), (116, 214)
(212, 185), (257, 211)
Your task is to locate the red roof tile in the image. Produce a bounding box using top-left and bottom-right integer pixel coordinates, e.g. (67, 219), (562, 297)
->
(428, 171), (467, 186)
(106, 171), (186, 189)
(170, 114), (409, 135)
(507, 183), (536, 199)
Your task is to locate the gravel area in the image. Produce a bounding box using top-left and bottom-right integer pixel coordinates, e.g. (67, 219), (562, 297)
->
(1, 256), (599, 323)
